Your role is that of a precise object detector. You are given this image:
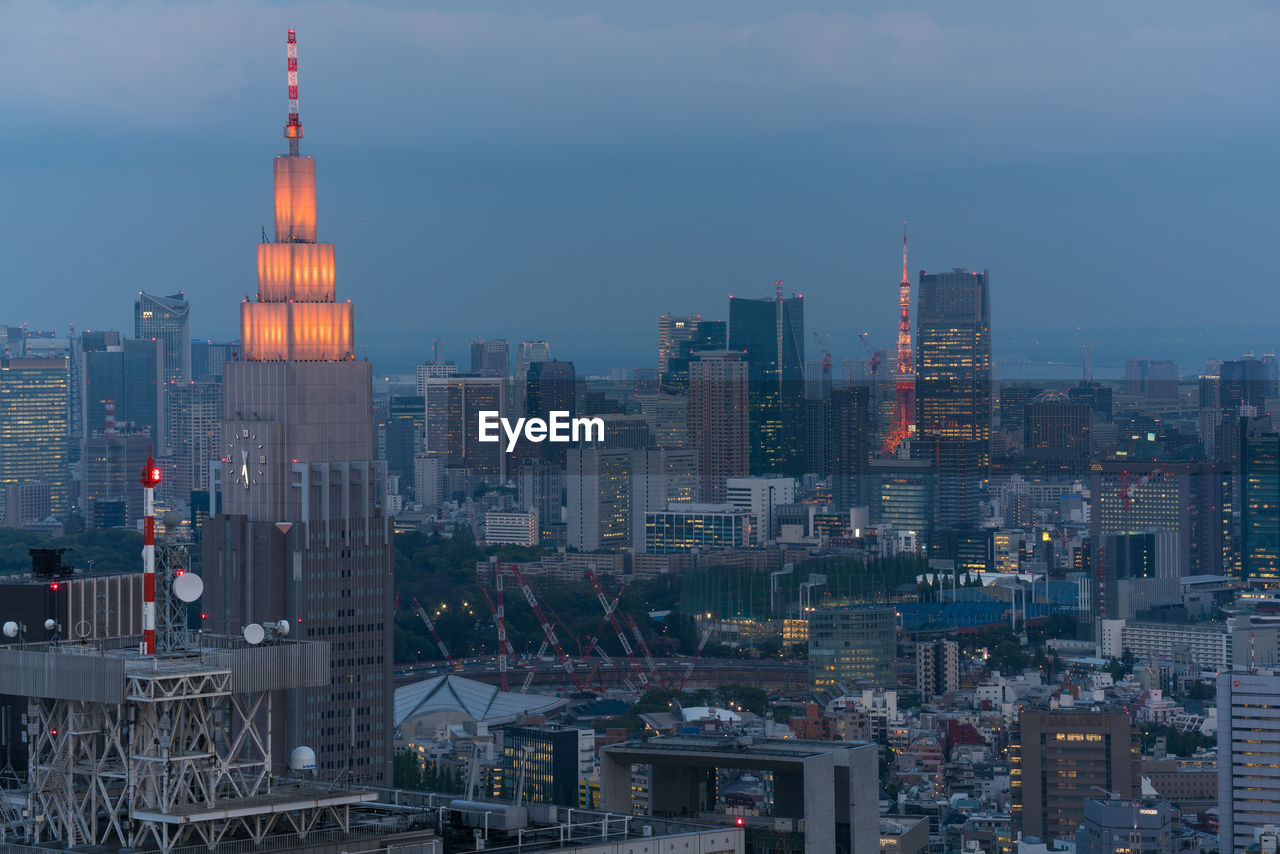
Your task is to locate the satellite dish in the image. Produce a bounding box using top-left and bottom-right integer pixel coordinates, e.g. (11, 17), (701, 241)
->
(43, 619), (56, 632)
(2, 622), (18, 639)
(289, 745), (316, 772)
(276, 619), (291, 636)
(74, 620), (91, 640)
(173, 573), (204, 603)
(242, 623), (265, 646)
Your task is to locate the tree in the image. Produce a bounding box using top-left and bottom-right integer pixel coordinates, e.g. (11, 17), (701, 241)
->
(989, 640), (1029, 674)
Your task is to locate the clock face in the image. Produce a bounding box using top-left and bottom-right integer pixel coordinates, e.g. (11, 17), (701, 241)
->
(227, 428), (266, 490)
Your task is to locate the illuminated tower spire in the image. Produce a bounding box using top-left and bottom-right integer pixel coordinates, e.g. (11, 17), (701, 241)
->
(882, 222), (916, 455)
(285, 29), (303, 157)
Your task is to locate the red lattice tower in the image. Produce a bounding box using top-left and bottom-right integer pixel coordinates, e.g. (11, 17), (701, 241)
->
(882, 223), (915, 454)
(285, 29), (303, 157)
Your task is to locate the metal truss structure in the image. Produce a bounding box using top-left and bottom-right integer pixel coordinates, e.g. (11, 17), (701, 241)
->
(2, 636), (373, 853)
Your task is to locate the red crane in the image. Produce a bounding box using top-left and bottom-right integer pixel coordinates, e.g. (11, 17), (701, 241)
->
(812, 332), (832, 385)
(882, 223), (915, 455)
(411, 596), (458, 670)
(479, 586), (514, 691)
(502, 562), (588, 693)
(584, 570), (648, 690)
(678, 613), (720, 691)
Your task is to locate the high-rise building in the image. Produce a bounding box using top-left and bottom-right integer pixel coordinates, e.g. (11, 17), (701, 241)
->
(808, 607), (896, 693)
(513, 341), (552, 411)
(1024, 394), (1092, 475)
(637, 393), (688, 448)
(1242, 415), (1280, 588)
(190, 338), (239, 382)
(1097, 530), (1181, 620)
(725, 475), (794, 541)
(518, 457), (564, 543)
(525, 360), (576, 417)
(134, 291), (191, 390)
(869, 458), (933, 535)
(1012, 709), (1138, 841)
(167, 380), (223, 500)
(469, 338), (510, 377)
(915, 269), (992, 455)
(1217, 671), (1280, 851)
(203, 54), (393, 784)
(83, 337), (164, 452)
(728, 294), (804, 475)
(566, 447), (633, 552)
(423, 375), (506, 480)
(916, 639), (959, 699)
(689, 352), (748, 502)
(384, 394), (424, 500)
(662, 320), (727, 388)
(914, 269), (992, 536)
(657, 314), (701, 375)
(82, 429), (151, 527)
(1123, 358), (1179, 402)
(0, 359), (69, 516)
(500, 724), (593, 807)
(829, 385), (871, 510)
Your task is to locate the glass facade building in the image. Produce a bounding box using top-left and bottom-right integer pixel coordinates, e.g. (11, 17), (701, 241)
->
(807, 607), (896, 692)
(728, 295), (804, 476)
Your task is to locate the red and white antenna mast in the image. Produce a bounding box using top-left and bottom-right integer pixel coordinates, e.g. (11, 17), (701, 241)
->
(139, 457), (162, 655)
(882, 222), (915, 455)
(285, 29), (303, 157)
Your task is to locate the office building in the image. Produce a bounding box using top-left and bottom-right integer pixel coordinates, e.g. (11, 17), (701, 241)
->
(630, 447), (699, 549)
(914, 269), (992, 459)
(829, 385), (871, 510)
(1074, 799), (1174, 854)
(689, 352), (748, 502)
(998, 383), (1042, 435)
(644, 504), (757, 553)
(602, 735), (878, 853)
(728, 294), (804, 475)
(517, 457), (563, 543)
(0, 358), (70, 516)
(657, 314), (702, 376)
(500, 724), (593, 807)
(83, 336), (164, 451)
(916, 638), (959, 699)
(82, 429), (151, 528)
(3, 481), (50, 528)
(423, 375), (506, 480)
(469, 338), (509, 377)
(725, 475), (794, 541)
(1099, 619), (1232, 673)
(134, 291), (191, 390)
(914, 269), (992, 535)
(190, 338), (238, 381)
(1217, 671), (1280, 852)
(869, 458), (932, 535)
(202, 86), (393, 784)
(1098, 530), (1181, 620)
(167, 379), (222, 500)
(1012, 709), (1138, 841)
(566, 447), (633, 552)
(1242, 415), (1280, 588)
(1124, 358), (1178, 402)
(808, 607), (896, 692)
(637, 392), (688, 448)
(414, 453), (446, 510)
(1024, 393), (1092, 475)
(384, 394), (424, 500)
(662, 319), (727, 388)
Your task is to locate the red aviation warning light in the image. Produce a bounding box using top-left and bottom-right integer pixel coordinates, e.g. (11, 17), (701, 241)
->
(140, 457), (162, 488)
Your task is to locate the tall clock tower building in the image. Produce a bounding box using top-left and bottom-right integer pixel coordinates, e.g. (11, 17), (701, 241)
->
(203, 30), (393, 785)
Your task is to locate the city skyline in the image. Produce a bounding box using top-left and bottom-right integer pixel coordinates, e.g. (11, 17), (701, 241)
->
(4, 1), (1280, 375)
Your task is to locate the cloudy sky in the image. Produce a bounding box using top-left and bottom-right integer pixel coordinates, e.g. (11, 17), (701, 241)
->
(2, 1), (1278, 373)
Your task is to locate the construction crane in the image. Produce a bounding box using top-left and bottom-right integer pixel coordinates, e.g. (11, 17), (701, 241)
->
(882, 223), (914, 455)
(812, 332), (832, 385)
(584, 570), (648, 690)
(479, 586), (514, 691)
(1119, 464), (1166, 513)
(678, 613), (719, 692)
(622, 612), (660, 686)
(502, 562), (588, 693)
(411, 596), (459, 670)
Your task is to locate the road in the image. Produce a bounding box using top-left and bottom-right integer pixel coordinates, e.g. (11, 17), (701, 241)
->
(394, 656), (809, 693)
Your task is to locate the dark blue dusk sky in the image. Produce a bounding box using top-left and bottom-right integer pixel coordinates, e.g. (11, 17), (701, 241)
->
(2, 1), (1279, 374)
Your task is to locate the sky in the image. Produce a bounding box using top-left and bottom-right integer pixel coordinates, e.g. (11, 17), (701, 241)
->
(2, 1), (1280, 375)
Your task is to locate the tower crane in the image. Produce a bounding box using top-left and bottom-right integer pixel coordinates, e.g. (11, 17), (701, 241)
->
(411, 596), (459, 670)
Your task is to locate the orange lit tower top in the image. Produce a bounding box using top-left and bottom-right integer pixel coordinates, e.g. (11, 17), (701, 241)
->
(882, 223), (915, 454)
(241, 29), (354, 362)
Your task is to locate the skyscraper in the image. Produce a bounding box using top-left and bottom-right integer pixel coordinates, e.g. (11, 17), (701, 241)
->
(168, 380), (223, 500)
(0, 359), (69, 516)
(203, 32), (392, 784)
(1218, 672), (1280, 851)
(914, 269), (992, 534)
(689, 351), (748, 502)
(829, 385), (871, 510)
(1241, 414), (1280, 588)
(657, 314), (701, 375)
(469, 338), (510, 377)
(134, 292), (191, 390)
(728, 294), (804, 475)
(423, 375), (506, 479)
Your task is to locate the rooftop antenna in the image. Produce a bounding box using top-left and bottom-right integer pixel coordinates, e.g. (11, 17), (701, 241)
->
(284, 29), (303, 157)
